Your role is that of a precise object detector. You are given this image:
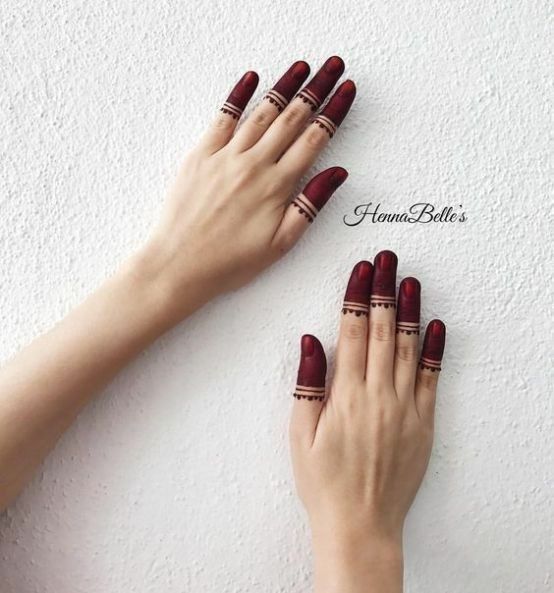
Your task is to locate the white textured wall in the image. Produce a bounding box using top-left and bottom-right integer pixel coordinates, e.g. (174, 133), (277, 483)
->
(0, 1), (552, 591)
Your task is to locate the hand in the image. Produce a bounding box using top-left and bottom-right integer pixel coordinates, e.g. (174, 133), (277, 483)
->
(137, 57), (356, 320)
(289, 251), (446, 593)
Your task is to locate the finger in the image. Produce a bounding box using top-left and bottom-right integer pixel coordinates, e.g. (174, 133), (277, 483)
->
(366, 250), (398, 389)
(290, 334), (327, 446)
(394, 277), (421, 400)
(198, 71), (259, 153)
(272, 167), (348, 254)
(254, 56), (345, 161)
(335, 261), (373, 383)
(415, 320), (446, 423)
(277, 80), (356, 178)
(231, 61), (310, 152)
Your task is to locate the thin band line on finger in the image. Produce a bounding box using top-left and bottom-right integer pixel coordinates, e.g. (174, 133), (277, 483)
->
(290, 167), (348, 223)
(294, 55), (345, 112)
(219, 71), (259, 119)
(310, 79), (356, 138)
(262, 61), (310, 112)
(418, 320), (446, 372)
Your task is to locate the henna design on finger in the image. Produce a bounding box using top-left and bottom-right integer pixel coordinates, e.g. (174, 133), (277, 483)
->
(291, 167), (348, 222)
(396, 277), (421, 334)
(220, 71), (259, 119)
(370, 250), (398, 309)
(419, 320), (446, 372)
(295, 56), (345, 111)
(342, 261), (373, 316)
(294, 335), (326, 402)
(263, 61), (310, 112)
(312, 80), (357, 138)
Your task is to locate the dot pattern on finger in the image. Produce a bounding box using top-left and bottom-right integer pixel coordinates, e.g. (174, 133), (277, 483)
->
(220, 71), (259, 119)
(294, 335), (327, 402)
(419, 320), (446, 372)
(311, 80), (357, 138)
(295, 56), (345, 112)
(370, 250), (398, 309)
(263, 61), (310, 112)
(342, 261), (373, 316)
(396, 277), (420, 335)
(292, 167), (348, 223)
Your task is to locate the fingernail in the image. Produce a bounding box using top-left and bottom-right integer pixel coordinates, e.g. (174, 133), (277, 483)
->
(397, 277), (420, 335)
(292, 60), (310, 80)
(358, 260), (372, 281)
(241, 71), (259, 89)
(330, 166), (348, 188)
(370, 250), (398, 309)
(342, 261), (372, 316)
(311, 80), (357, 136)
(301, 334), (315, 357)
(338, 79), (356, 98)
(324, 56), (345, 75)
(419, 320), (446, 371)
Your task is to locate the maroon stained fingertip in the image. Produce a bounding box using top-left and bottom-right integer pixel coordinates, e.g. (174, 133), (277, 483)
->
(419, 320), (446, 372)
(370, 250), (398, 309)
(342, 261), (373, 316)
(396, 277), (421, 335)
(312, 79), (357, 137)
(295, 55), (346, 111)
(294, 335), (327, 401)
(292, 166), (348, 223)
(221, 71), (259, 119)
(264, 61), (311, 112)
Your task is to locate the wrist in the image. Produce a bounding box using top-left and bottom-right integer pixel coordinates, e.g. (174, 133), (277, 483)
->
(121, 240), (214, 330)
(311, 525), (403, 593)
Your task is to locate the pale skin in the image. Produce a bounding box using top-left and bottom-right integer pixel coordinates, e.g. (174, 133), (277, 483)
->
(291, 259), (444, 593)
(0, 58), (444, 592)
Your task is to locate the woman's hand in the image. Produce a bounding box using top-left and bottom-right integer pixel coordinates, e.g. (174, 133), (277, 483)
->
(137, 57), (355, 321)
(0, 57), (355, 511)
(290, 251), (446, 593)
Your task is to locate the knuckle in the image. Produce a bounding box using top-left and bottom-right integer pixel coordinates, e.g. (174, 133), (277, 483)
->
(281, 105), (306, 127)
(212, 113), (235, 130)
(342, 319), (367, 341)
(249, 108), (272, 128)
(304, 127), (328, 150)
(396, 343), (419, 363)
(418, 370), (439, 391)
(370, 321), (396, 342)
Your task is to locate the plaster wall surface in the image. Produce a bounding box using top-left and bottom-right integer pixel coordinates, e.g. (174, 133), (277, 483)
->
(0, 1), (552, 591)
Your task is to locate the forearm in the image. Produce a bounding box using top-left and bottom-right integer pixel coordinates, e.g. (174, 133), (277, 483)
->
(312, 529), (403, 593)
(0, 246), (204, 510)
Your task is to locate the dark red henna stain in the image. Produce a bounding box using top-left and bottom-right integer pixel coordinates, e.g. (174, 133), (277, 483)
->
(221, 71), (259, 119)
(396, 277), (421, 335)
(264, 61), (310, 112)
(342, 261), (373, 316)
(370, 250), (398, 309)
(294, 334), (327, 401)
(292, 167), (348, 223)
(295, 56), (345, 111)
(419, 320), (446, 372)
(312, 80), (357, 138)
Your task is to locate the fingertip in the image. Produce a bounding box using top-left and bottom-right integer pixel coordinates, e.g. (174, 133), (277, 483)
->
(302, 167), (348, 212)
(324, 55), (345, 75)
